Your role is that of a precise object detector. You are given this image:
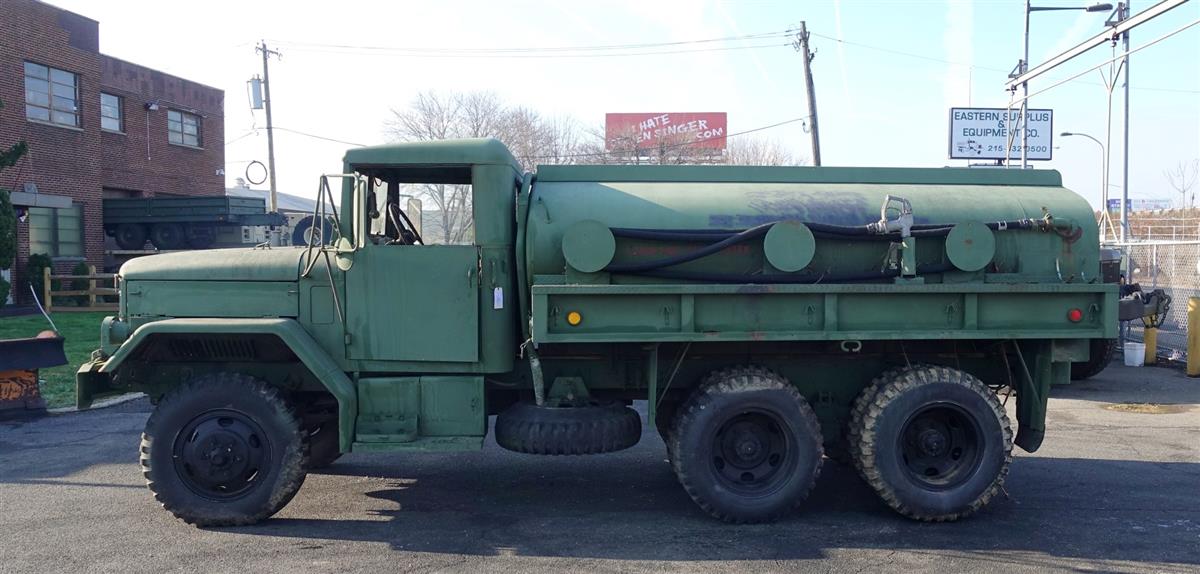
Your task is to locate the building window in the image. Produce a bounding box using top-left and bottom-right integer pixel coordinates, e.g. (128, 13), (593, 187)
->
(24, 62), (79, 127)
(100, 93), (123, 132)
(167, 109), (201, 147)
(28, 205), (84, 258)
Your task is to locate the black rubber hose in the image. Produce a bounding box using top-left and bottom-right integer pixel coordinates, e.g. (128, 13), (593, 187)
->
(611, 219), (1040, 242)
(629, 262), (957, 284)
(611, 228), (739, 242)
(605, 222), (775, 273)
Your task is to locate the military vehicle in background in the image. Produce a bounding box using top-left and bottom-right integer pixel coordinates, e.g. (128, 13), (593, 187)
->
(80, 138), (1162, 527)
(102, 196), (286, 250)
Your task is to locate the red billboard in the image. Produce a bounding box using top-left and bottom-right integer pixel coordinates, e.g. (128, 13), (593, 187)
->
(605, 112), (727, 151)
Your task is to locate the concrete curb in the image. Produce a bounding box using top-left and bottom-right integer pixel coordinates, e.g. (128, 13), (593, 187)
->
(47, 392), (146, 414)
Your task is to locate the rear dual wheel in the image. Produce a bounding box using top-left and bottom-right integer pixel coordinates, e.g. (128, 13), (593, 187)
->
(848, 365), (1013, 521)
(670, 366), (824, 523)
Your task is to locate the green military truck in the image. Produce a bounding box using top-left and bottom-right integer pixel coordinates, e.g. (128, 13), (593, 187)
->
(103, 196), (287, 250)
(79, 139), (1121, 526)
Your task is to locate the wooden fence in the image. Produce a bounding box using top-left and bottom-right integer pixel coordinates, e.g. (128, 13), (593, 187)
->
(42, 265), (118, 312)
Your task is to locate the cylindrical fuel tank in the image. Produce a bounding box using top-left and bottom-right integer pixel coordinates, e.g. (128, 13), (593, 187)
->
(525, 165), (1099, 284)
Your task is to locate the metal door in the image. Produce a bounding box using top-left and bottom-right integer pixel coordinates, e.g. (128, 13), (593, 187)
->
(346, 245), (480, 363)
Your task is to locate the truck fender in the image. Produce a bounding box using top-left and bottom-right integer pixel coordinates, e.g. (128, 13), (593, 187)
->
(96, 318), (356, 453)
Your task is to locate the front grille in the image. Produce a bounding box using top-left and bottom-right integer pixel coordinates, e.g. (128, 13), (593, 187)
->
(165, 338), (259, 361)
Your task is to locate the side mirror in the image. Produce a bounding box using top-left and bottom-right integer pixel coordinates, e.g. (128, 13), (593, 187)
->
(406, 198), (423, 238)
(334, 237), (355, 270)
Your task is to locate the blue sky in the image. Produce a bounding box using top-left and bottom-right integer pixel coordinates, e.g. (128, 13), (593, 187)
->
(49, 0), (1200, 209)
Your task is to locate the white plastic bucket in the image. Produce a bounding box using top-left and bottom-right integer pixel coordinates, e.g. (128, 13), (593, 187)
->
(1124, 342), (1146, 367)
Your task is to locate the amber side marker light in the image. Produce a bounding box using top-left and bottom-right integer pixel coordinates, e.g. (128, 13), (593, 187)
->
(567, 311), (583, 326)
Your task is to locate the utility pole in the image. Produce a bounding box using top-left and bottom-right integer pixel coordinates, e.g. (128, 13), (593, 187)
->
(1119, 1), (1131, 243)
(794, 22), (821, 166)
(256, 41), (282, 214)
(1021, 0), (1031, 169)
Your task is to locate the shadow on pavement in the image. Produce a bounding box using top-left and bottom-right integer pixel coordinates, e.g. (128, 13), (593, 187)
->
(234, 445), (1200, 565)
(0, 398), (149, 483)
(1052, 361), (1200, 406)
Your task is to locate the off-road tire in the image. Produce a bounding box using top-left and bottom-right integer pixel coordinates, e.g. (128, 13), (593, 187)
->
(670, 366), (823, 523)
(113, 223), (147, 250)
(306, 423), (342, 469)
(149, 223), (185, 250)
(140, 373), (308, 527)
(494, 401), (641, 455)
(846, 364), (928, 476)
(291, 216), (333, 247)
(1070, 338), (1117, 380)
(849, 365), (1013, 522)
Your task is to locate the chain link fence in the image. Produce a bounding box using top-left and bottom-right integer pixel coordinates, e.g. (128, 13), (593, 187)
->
(1110, 240), (1200, 361)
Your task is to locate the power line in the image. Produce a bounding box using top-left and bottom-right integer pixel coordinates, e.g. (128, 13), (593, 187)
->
(266, 117), (806, 162)
(228, 129), (261, 144)
(275, 41), (793, 59)
(269, 29), (793, 55)
(273, 126), (366, 147)
(809, 31), (1200, 94)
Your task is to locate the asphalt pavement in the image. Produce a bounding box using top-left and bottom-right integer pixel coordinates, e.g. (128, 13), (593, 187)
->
(1, 361), (1198, 574)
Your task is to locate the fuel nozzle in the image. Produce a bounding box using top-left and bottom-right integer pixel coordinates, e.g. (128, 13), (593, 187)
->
(867, 195), (914, 237)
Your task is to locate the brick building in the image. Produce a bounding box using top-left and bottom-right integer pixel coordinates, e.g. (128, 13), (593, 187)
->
(0, 0), (223, 302)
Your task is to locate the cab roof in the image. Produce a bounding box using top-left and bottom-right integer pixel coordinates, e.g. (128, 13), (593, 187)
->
(343, 138), (522, 173)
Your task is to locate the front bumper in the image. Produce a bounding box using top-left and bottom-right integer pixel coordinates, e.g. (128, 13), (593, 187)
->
(76, 358), (116, 410)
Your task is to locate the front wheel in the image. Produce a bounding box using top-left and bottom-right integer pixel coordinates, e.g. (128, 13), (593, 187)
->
(140, 373), (308, 527)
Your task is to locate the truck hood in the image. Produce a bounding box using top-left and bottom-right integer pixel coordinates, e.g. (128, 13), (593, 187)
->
(120, 247), (306, 282)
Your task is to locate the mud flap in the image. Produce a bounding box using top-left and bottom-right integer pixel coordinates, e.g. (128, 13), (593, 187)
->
(1013, 340), (1067, 453)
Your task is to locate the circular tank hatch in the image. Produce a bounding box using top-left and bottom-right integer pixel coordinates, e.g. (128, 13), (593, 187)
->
(945, 221), (996, 272)
(562, 220), (616, 273)
(763, 221), (815, 272)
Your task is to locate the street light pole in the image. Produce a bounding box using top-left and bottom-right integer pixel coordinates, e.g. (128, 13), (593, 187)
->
(1062, 131), (1111, 239)
(1019, 3), (1114, 170)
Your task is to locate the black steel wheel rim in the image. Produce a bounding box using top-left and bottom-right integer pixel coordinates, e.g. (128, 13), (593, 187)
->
(709, 409), (796, 496)
(172, 409), (272, 500)
(897, 402), (983, 490)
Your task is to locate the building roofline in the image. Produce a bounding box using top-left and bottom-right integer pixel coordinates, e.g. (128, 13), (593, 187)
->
(101, 54), (224, 94)
(33, 0), (98, 24)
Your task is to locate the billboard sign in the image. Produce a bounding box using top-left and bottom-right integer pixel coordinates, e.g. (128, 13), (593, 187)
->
(948, 107), (1053, 161)
(605, 112), (727, 151)
(1107, 198), (1173, 212)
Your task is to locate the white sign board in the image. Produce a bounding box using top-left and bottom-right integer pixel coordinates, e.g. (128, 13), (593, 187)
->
(948, 107), (1053, 161)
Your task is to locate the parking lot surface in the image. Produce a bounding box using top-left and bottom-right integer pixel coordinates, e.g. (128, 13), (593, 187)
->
(1, 362), (1197, 574)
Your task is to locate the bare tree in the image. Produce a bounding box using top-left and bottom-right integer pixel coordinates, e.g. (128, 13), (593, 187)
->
(386, 92), (515, 244)
(387, 91), (598, 242)
(1165, 159), (1199, 209)
(723, 137), (804, 166)
(387, 91), (808, 240)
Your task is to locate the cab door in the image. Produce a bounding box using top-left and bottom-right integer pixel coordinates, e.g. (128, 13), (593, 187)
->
(345, 244), (480, 363)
